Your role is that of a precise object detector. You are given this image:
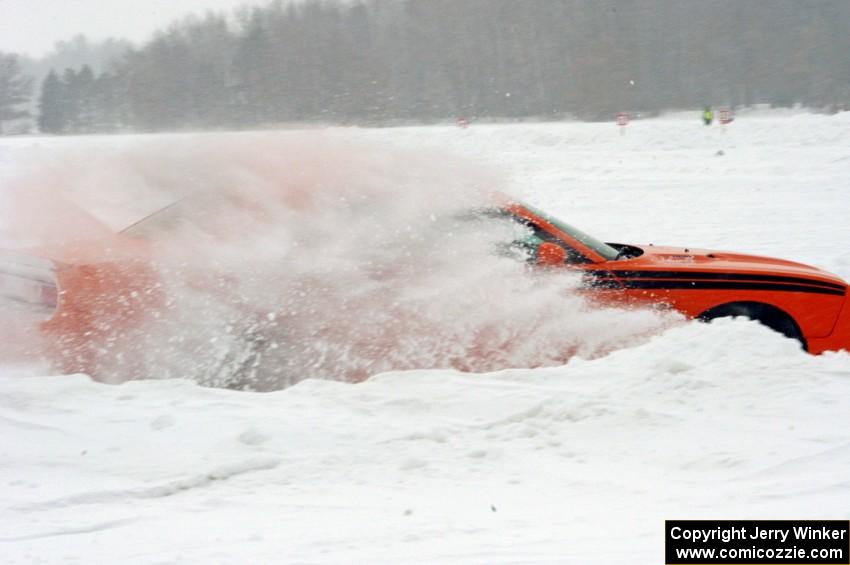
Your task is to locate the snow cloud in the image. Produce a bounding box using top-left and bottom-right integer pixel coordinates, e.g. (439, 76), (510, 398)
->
(1, 132), (678, 388)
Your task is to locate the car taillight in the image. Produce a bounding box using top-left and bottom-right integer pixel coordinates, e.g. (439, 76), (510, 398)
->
(0, 253), (59, 317)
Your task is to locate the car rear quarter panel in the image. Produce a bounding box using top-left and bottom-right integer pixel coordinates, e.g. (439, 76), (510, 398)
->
(41, 259), (161, 376)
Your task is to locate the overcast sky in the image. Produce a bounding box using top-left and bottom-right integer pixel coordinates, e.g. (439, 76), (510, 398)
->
(0, 0), (265, 57)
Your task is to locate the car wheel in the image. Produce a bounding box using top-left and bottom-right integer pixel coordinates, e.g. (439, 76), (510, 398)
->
(697, 301), (807, 351)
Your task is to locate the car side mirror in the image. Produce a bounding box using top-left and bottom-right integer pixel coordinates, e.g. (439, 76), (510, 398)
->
(536, 242), (567, 266)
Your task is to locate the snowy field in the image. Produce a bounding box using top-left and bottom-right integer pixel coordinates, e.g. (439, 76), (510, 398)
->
(1, 112), (850, 563)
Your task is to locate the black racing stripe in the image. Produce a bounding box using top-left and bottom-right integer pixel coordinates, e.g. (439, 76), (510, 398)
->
(581, 271), (622, 289)
(619, 279), (846, 296)
(583, 271), (617, 279)
(610, 270), (847, 291)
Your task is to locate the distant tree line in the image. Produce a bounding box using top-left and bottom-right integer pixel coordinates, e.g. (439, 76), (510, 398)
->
(38, 66), (127, 134)
(2, 0), (850, 134)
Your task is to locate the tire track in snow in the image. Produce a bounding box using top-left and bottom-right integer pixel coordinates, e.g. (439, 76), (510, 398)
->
(0, 517), (141, 542)
(12, 457), (280, 512)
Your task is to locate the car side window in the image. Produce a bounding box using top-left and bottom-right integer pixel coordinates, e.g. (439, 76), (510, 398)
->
(507, 214), (590, 265)
(459, 208), (588, 265)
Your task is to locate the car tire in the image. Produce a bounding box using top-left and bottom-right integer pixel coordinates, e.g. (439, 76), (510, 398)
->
(697, 301), (807, 351)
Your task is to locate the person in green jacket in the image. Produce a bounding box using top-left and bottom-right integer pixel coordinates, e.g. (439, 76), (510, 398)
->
(703, 106), (714, 126)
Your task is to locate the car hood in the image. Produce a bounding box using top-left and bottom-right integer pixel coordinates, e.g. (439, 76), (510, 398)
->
(615, 244), (847, 289)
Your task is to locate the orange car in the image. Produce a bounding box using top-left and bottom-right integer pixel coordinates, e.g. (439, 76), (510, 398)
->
(1, 198), (847, 379)
(500, 201), (848, 354)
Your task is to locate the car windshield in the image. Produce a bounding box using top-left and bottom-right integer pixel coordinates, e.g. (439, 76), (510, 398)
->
(518, 202), (619, 261)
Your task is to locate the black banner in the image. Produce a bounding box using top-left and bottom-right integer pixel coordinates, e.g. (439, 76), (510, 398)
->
(666, 520), (850, 564)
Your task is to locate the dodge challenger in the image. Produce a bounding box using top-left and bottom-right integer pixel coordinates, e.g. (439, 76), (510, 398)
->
(1, 195), (847, 380)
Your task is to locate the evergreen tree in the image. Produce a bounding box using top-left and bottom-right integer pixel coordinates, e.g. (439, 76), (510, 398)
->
(75, 65), (97, 132)
(233, 11), (275, 125)
(38, 69), (67, 133)
(0, 52), (33, 135)
(60, 68), (81, 132)
(92, 70), (128, 132)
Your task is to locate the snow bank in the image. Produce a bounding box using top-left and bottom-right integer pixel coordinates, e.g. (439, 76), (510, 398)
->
(1, 321), (848, 563)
